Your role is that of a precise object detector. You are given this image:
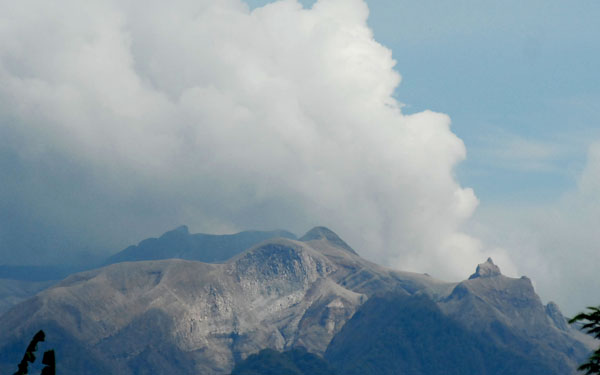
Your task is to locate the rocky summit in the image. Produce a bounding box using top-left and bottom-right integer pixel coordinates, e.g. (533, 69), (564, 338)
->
(468, 257), (501, 279)
(0, 227), (594, 374)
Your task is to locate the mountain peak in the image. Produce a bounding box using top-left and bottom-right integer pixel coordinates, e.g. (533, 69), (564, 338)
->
(299, 227), (357, 255)
(162, 225), (189, 237)
(469, 257), (501, 280)
(300, 226), (339, 241)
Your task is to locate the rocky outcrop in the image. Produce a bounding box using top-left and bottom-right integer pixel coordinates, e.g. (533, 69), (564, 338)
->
(468, 257), (501, 279)
(0, 233), (370, 374)
(439, 258), (592, 374)
(546, 301), (570, 331)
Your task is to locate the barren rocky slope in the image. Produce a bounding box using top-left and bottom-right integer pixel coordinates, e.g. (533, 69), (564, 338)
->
(0, 227), (593, 374)
(0, 227), (297, 316)
(438, 258), (593, 374)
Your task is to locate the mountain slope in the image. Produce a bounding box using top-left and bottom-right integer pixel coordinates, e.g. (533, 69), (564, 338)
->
(230, 347), (335, 375)
(0, 233), (370, 374)
(438, 258), (592, 374)
(0, 228), (592, 374)
(0, 227), (296, 316)
(0, 265), (86, 316)
(0, 278), (55, 315)
(325, 292), (557, 375)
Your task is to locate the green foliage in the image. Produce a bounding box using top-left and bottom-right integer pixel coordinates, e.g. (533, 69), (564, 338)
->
(13, 330), (55, 375)
(230, 347), (336, 375)
(570, 306), (600, 374)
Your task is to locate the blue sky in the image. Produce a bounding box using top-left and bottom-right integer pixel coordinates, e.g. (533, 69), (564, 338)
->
(377, 0), (600, 205)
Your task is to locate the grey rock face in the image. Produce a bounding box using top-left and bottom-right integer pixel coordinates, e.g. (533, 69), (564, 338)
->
(0, 234), (370, 374)
(468, 257), (501, 279)
(546, 301), (569, 331)
(440, 259), (592, 374)
(0, 228), (593, 375)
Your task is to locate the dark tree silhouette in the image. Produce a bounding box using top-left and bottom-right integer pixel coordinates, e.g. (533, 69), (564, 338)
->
(40, 349), (55, 375)
(13, 330), (55, 375)
(570, 306), (600, 375)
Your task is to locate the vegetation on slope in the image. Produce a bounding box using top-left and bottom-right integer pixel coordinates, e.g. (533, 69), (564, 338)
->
(570, 306), (600, 374)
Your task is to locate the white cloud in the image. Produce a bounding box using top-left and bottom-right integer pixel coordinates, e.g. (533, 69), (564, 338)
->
(471, 142), (600, 314)
(0, 0), (500, 280)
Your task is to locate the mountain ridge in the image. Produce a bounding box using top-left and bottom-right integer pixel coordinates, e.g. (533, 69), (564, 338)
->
(0, 227), (593, 374)
(105, 227), (298, 265)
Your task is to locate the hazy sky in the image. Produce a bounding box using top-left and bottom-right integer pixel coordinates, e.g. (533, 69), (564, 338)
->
(1, 0), (598, 314)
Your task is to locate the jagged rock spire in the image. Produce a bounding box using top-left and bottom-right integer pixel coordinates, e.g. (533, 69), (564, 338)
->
(469, 257), (502, 280)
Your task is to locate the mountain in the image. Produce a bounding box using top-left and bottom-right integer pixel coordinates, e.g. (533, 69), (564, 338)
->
(0, 227), (297, 315)
(0, 228), (593, 374)
(104, 226), (297, 265)
(326, 292), (560, 375)
(230, 347), (335, 375)
(437, 258), (593, 374)
(0, 265), (97, 316)
(0, 278), (55, 315)
(0, 232), (368, 374)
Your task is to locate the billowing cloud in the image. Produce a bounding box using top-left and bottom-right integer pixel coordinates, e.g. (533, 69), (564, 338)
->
(0, 0), (502, 280)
